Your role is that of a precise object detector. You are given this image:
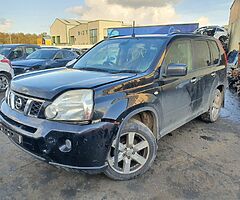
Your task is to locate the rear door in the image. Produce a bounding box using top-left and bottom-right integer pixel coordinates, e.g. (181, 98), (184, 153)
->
(191, 40), (212, 113)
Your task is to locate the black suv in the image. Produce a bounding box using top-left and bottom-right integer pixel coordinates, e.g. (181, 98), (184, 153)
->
(0, 34), (227, 180)
(0, 44), (41, 61)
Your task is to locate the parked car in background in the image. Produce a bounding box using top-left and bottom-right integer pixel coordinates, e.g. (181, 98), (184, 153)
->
(63, 48), (82, 56)
(12, 49), (78, 75)
(194, 26), (229, 51)
(228, 50), (239, 69)
(0, 34), (227, 180)
(0, 54), (14, 92)
(0, 44), (41, 61)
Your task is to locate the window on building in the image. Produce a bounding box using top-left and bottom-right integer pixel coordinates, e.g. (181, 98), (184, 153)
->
(78, 31), (80, 36)
(86, 30), (88, 34)
(52, 36), (55, 44)
(70, 36), (75, 45)
(56, 36), (60, 44)
(90, 29), (98, 44)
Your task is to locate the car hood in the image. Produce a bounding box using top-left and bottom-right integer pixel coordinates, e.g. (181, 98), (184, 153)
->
(11, 68), (136, 100)
(12, 59), (47, 68)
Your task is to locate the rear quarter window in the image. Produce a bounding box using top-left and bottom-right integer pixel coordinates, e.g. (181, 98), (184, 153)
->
(193, 40), (211, 69)
(208, 40), (220, 65)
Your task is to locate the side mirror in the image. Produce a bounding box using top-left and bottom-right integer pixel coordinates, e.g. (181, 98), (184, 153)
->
(166, 63), (187, 77)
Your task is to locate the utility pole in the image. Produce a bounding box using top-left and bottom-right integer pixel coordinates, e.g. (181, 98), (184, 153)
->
(9, 33), (12, 44)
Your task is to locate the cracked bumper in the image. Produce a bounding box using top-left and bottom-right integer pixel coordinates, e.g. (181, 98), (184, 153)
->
(0, 100), (118, 173)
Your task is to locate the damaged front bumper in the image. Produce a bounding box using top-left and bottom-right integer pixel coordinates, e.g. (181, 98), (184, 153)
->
(0, 100), (118, 173)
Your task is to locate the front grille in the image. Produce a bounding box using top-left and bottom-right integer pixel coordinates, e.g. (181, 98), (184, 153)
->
(6, 91), (44, 118)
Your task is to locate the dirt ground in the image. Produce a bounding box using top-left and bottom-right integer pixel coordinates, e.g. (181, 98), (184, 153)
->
(0, 90), (240, 200)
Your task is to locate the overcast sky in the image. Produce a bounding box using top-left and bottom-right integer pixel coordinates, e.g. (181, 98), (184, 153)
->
(0, 0), (233, 34)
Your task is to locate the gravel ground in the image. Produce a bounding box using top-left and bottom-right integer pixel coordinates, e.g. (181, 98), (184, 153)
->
(0, 90), (240, 200)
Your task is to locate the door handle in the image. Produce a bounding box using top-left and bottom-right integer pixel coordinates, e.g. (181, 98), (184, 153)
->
(191, 77), (197, 84)
(211, 72), (216, 77)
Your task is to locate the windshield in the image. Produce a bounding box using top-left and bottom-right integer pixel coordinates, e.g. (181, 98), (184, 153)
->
(0, 47), (11, 57)
(73, 38), (166, 73)
(27, 50), (57, 60)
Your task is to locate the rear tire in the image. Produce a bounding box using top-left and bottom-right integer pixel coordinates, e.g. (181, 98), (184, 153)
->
(104, 119), (157, 180)
(0, 73), (10, 92)
(200, 89), (223, 122)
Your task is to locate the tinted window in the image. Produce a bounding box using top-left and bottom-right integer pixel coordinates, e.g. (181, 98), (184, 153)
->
(193, 40), (211, 69)
(74, 38), (166, 73)
(25, 47), (35, 56)
(0, 47), (11, 57)
(27, 50), (57, 59)
(55, 51), (63, 59)
(208, 41), (220, 65)
(163, 40), (192, 71)
(10, 47), (24, 60)
(62, 50), (75, 58)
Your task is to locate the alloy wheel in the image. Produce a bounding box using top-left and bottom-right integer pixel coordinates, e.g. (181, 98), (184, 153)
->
(107, 132), (150, 174)
(211, 91), (222, 121)
(0, 75), (9, 91)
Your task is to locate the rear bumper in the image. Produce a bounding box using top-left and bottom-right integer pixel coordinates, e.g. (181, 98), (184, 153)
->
(0, 100), (118, 173)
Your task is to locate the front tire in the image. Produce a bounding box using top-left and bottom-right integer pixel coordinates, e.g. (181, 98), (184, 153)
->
(104, 119), (157, 180)
(200, 89), (223, 122)
(0, 73), (10, 92)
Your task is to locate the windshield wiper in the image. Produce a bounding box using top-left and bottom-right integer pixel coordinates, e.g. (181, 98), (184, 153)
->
(77, 67), (112, 73)
(114, 69), (141, 74)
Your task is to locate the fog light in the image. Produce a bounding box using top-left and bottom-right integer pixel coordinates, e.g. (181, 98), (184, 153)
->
(59, 139), (72, 153)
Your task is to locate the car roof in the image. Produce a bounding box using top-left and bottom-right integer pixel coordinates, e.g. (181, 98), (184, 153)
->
(109, 33), (215, 41)
(0, 44), (40, 48)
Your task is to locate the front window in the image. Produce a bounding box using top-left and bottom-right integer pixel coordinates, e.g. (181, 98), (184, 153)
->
(73, 38), (166, 73)
(26, 50), (57, 60)
(0, 47), (11, 57)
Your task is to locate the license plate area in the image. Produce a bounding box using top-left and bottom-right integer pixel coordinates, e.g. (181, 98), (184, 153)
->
(1, 125), (23, 144)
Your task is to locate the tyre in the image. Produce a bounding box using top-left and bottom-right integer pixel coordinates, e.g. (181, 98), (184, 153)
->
(200, 89), (223, 122)
(104, 119), (157, 180)
(0, 73), (10, 92)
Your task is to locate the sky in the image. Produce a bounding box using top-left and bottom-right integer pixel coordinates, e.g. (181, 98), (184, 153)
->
(0, 0), (233, 34)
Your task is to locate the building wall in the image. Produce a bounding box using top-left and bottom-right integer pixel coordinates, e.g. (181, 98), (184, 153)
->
(50, 19), (80, 45)
(98, 21), (125, 41)
(229, 0), (240, 51)
(69, 20), (126, 45)
(50, 19), (68, 44)
(69, 24), (89, 45)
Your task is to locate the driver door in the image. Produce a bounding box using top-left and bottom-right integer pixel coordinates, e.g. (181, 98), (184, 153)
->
(158, 39), (199, 135)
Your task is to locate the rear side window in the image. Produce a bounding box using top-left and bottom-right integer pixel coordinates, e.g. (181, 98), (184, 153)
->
(163, 40), (192, 72)
(25, 47), (35, 56)
(193, 40), (211, 69)
(62, 50), (75, 58)
(208, 41), (220, 65)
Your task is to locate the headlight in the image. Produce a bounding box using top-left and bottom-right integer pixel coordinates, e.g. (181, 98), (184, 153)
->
(45, 90), (93, 121)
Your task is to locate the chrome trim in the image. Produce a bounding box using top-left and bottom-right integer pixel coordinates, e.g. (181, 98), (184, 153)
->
(49, 162), (108, 170)
(10, 91), (45, 102)
(24, 99), (33, 115)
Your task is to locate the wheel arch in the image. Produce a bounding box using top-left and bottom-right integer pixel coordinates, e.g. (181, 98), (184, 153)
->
(116, 106), (160, 140)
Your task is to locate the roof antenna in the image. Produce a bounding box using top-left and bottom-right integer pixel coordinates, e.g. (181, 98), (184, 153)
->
(132, 21), (136, 37)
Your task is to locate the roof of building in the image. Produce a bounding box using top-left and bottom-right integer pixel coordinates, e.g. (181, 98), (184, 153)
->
(57, 18), (89, 25)
(230, 0), (238, 9)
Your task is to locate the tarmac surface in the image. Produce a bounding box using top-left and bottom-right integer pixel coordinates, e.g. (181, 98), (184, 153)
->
(0, 90), (240, 200)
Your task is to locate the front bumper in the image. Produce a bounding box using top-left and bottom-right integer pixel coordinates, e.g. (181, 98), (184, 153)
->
(0, 100), (118, 173)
